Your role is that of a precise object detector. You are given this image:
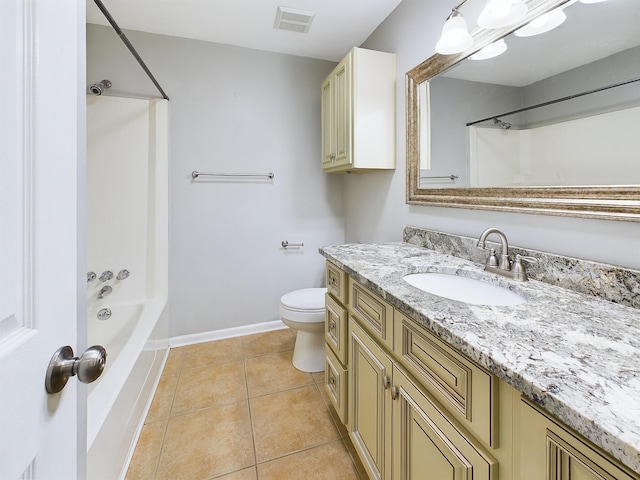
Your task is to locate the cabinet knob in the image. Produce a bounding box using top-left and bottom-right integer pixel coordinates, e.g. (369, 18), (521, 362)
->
(390, 386), (399, 401)
(383, 375), (391, 390)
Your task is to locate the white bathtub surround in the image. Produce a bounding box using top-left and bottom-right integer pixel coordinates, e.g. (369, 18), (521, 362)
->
(86, 95), (169, 480)
(320, 241), (640, 473)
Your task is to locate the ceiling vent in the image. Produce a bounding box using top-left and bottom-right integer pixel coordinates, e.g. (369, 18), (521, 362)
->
(274, 6), (315, 34)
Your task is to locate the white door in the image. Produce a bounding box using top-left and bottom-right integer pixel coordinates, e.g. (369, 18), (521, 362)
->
(0, 1), (86, 479)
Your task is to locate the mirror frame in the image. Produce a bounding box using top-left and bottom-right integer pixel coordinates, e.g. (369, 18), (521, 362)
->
(406, 0), (640, 222)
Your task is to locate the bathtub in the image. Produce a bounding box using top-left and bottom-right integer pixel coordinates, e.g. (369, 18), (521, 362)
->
(86, 95), (169, 479)
(87, 298), (168, 479)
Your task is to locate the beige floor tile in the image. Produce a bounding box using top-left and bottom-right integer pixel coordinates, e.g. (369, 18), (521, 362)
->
(343, 437), (368, 480)
(155, 401), (255, 480)
(250, 385), (340, 463)
(256, 441), (361, 480)
(145, 374), (178, 423)
(245, 351), (313, 398)
(172, 360), (248, 415)
(212, 466), (257, 480)
(181, 337), (244, 369)
(241, 329), (294, 357)
(312, 371), (325, 385)
(161, 348), (183, 377)
(125, 420), (166, 480)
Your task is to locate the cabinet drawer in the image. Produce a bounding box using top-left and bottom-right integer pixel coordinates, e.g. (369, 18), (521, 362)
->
(394, 310), (496, 447)
(519, 400), (639, 480)
(326, 262), (347, 304)
(325, 293), (348, 365)
(348, 278), (393, 351)
(325, 346), (347, 425)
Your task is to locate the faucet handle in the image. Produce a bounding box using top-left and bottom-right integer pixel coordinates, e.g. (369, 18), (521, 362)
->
(513, 254), (537, 282)
(487, 248), (499, 267)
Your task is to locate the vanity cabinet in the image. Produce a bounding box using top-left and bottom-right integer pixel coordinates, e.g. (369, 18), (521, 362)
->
(348, 310), (496, 480)
(324, 264), (349, 423)
(323, 260), (638, 480)
(518, 400), (640, 480)
(321, 47), (396, 173)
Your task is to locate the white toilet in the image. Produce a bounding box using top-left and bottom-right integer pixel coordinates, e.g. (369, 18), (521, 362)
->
(279, 287), (327, 372)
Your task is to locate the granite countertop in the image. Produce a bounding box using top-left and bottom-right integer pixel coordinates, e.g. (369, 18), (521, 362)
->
(320, 242), (640, 474)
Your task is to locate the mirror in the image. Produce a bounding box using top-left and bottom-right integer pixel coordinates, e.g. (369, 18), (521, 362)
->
(406, 0), (640, 221)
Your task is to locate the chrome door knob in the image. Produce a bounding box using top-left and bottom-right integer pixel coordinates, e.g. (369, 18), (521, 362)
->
(45, 345), (107, 394)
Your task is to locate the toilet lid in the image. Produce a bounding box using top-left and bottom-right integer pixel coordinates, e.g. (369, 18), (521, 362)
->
(280, 288), (327, 313)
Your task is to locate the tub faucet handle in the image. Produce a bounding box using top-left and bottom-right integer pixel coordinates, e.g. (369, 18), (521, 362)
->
(116, 269), (130, 280)
(99, 270), (113, 282)
(97, 285), (113, 299)
(87, 272), (97, 283)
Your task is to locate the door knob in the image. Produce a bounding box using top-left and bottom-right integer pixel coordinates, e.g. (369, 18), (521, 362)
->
(45, 345), (107, 394)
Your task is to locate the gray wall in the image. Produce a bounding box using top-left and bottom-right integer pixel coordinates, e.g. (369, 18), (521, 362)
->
(87, 25), (344, 338)
(352, 0), (640, 268)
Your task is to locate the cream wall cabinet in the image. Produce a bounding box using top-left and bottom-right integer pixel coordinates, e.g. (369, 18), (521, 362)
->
(321, 47), (396, 173)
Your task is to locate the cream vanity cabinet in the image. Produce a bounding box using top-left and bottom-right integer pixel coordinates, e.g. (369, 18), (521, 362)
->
(517, 400), (639, 480)
(323, 261), (639, 480)
(321, 47), (396, 173)
(347, 286), (497, 480)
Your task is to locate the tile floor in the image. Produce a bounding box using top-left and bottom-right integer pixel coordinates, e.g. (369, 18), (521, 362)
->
(125, 328), (367, 480)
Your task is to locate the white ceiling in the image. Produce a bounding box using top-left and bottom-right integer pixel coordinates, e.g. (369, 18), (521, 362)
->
(86, 0), (404, 62)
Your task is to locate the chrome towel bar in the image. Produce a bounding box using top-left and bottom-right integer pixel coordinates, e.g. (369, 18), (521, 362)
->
(420, 174), (458, 181)
(192, 171), (274, 179)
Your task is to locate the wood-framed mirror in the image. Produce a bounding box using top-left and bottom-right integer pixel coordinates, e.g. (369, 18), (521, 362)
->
(406, 0), (640, 221)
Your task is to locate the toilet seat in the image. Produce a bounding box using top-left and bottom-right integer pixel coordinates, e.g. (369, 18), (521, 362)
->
(279, 288), (326, 323)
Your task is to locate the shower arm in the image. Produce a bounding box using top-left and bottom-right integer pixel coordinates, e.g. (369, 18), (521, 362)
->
(92, 0), (169, 101)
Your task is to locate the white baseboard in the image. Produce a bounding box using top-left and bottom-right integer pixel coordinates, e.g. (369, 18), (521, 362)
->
(169, 319), (288, 348)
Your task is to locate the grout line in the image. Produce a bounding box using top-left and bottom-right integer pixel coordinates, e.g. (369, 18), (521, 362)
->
(243, 346), (260, 476)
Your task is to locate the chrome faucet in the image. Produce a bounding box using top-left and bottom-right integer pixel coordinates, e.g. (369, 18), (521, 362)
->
(477, 228), (511, 271)
(97, 285), (113, 299)
(477, 228), (537, 281)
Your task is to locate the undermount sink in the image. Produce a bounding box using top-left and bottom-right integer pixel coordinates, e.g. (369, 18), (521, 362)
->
(403, 272), (527, 306)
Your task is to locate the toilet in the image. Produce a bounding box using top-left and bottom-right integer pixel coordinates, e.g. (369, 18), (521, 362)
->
(279, 287), (327, 372)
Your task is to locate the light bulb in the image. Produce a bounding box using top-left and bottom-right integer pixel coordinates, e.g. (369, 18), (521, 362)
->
(435, 11), (474, 55)
(514, 9), (566, 37)
(470, 39), (508, 60)
(478, 0), (528, 29)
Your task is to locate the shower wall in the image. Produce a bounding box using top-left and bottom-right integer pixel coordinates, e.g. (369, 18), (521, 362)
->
(86, 95), (169, 480)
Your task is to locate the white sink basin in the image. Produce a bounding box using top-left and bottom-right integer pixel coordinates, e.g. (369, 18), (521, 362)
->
(403, 272), (527, 306)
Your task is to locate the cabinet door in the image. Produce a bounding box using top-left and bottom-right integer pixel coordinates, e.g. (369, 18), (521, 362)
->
(518, 400), (639, 480)
(333, 54), (352, 168)
(349, 319), (393, 480)
(321, 76), (334, 169)
(392, 366), (497, 480)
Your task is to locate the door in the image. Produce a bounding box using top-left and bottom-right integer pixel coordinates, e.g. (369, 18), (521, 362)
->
(0, 1), (85, 478)
(392, 366), (496, 480)
(348, 320), (393, 480)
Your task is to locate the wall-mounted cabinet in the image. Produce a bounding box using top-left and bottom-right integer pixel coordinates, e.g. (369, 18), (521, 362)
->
(321, 47), (396, 173)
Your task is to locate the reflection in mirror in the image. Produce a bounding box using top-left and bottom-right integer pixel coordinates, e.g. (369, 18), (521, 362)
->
(406, 0), (640, 221)
(420, 0), (640, 189)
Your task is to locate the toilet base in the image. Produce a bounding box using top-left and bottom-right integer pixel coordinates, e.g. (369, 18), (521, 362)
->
(291, 330), (325, 373)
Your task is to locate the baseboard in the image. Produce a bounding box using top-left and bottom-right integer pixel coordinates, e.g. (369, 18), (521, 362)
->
(169, 319), (288, 348)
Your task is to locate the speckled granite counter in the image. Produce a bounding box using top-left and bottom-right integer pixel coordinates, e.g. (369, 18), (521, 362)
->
(319, 242), (640, 474)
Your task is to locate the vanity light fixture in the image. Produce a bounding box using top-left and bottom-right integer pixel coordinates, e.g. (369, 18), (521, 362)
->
(470, 39), (508, 60)
(514, 8), (567, 37)
(477, 0), (528, 29)
(435, 1), (474, 55)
